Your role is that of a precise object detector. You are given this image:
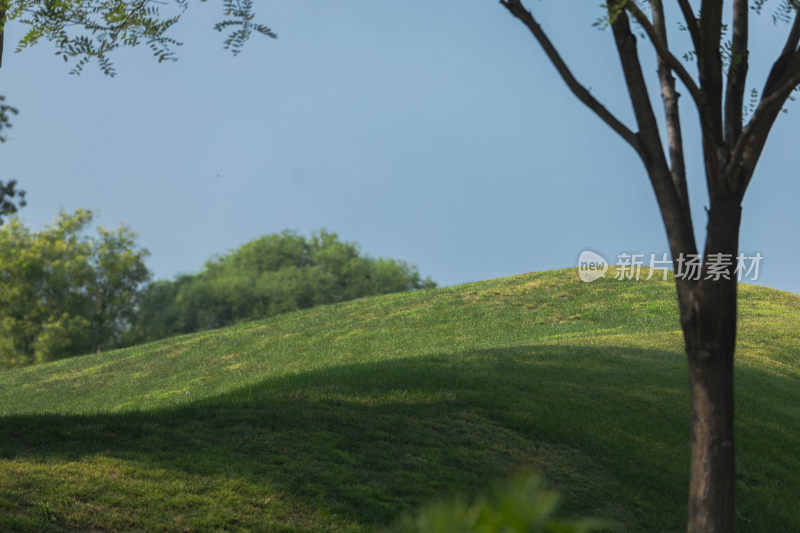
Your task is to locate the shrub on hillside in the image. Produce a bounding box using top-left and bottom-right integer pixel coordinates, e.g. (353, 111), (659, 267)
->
(128, 230), (435, 344)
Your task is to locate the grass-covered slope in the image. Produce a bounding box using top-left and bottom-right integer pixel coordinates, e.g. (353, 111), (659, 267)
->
(0, 269), (798, 531)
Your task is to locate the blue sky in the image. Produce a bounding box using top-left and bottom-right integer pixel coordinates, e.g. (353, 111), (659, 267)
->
(2, 2), (799, 292)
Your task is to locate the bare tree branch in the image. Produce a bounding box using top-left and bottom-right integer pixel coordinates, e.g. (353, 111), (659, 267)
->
(624, 1), (704, 109)
(730, 8), (800, 194)
(608, 6), (697, 256)
(650, 0), (691, 214)
(689, 1), (726, 197)
(607, 8), (666, 170)
(730, 53), (800, 199)
(698, 0), (725, 147)
(779, 7), (800, 58)
(677, 0), (701, 51)
(499, 0), (642, 154)
(763, 12), (800, 98)
(724, 0), (749, 147)
(675, 1), (725, 196)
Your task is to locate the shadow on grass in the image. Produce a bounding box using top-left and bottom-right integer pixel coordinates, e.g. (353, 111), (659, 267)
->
(0, 344), (796, 531)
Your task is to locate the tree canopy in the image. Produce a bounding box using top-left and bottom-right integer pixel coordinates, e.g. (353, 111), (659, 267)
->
(0, 217), (435, 367)
(0, 209), (150, 367)
(129, 230), (436, 344)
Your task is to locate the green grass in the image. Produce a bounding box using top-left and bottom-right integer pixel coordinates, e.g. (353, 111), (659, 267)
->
(0, 268), (798, 531)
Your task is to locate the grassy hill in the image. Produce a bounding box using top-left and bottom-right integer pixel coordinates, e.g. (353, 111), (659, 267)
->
(0, 268), (798, 531)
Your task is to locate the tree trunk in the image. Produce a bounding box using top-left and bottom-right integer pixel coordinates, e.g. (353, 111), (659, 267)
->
(676, 200), (741, 533)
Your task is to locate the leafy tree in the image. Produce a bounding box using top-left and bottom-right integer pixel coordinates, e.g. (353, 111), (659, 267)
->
(0, 209), (150, 367)
(129, 230), (436, 343)
(87, 223), (152, 349)
(500, 0), (800, 529)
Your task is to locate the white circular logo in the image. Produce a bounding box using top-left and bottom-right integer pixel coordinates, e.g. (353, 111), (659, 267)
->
(577, 250), (608, 282)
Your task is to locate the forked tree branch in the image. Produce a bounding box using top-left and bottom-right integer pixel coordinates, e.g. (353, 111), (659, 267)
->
(724, 0), (749, 147)
(502, 0), (697, 254)
(608, 11), (661, 145)
(728, 7), (800, 199)
(499, 0), (642, 155)
(623, 2), (704, 109)
(608, 6), (697, 256)
(763, 9), (800, 98)
(730, 54), (800, 199)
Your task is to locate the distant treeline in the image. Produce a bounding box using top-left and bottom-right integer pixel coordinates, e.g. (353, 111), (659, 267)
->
(127, 229), (435, 344)
(0, 210), (435, 368)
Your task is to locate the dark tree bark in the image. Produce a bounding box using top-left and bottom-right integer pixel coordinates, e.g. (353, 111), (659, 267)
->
(500, 1), (800, 531)
(676, 200), (741, 532)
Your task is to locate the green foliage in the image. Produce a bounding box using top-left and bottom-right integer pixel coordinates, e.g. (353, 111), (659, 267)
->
(396, 474), (614, 533)
(0, 95), (18, 143)
(0, 96), (25, 224)
(753, 0), (800, 21)
(215, 0), (277, 56)
(0, 178), (26, 224)
(3, 0), (275, 76)
(0, 209), (150, 367)
(129, 230), (435, 343)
